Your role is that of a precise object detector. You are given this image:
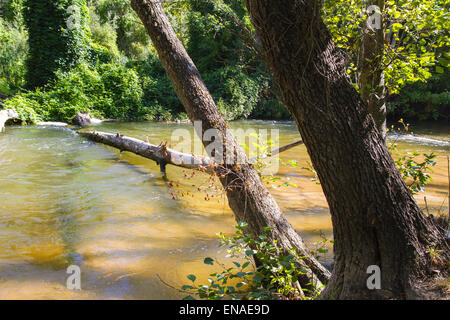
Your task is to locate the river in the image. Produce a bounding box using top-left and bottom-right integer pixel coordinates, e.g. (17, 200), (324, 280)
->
(0, 120), (448, 299)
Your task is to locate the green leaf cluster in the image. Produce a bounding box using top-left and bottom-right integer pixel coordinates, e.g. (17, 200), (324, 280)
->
(181, 222), (329, 300)
(3, 63), (151, 123)
(322, 0), (449, 96)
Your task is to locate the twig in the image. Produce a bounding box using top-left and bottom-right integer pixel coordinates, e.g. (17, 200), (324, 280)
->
(424, 196), (430, 216)
(156, 273), (194, 294)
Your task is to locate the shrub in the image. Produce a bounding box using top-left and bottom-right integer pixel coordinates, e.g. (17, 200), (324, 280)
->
(127, 54), (186, 119)
(181, 222), (328, 300)
(3, 62), (149, 123)
(88, 8), (120, 61)
(3, 95), (40, 124)
(186, 0), (250, 74)
(395, 152), (437, 193)
(203, 66), (267, 120)
(97, 63), (145, 119)
(388, 119), (437, 193)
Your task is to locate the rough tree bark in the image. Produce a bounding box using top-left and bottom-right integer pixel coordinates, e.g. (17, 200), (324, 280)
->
(130, 0), (331, 291)
(245, 0), (448, 299)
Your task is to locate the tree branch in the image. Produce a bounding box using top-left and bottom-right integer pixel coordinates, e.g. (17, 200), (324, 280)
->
(79, 130), (303, 174)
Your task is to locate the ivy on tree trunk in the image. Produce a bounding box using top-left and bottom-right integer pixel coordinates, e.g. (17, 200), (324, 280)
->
(23, 0), (92, 89)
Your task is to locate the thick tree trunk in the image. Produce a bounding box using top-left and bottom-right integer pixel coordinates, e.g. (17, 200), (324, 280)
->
(357, 1), (387, 143)
(245, 0), (447, 299)
(130, 0), (330, 291)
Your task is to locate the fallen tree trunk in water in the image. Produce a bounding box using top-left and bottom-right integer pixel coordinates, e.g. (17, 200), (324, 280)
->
(80, 130), (304, 174)
(0, 109), (18, 132)
(79, 130), (213, 173)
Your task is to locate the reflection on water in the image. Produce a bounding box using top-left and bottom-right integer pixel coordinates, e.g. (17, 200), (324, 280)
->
(0, 121), (448, 299)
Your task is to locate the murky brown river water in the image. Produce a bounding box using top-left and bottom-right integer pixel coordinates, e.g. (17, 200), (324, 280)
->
(0, 120), (448, 299)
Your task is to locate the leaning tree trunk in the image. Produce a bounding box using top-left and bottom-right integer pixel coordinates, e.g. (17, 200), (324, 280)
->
(357, 1), (387, 143)
(245, 0), (447, 299)
(130, 0), (331, 291)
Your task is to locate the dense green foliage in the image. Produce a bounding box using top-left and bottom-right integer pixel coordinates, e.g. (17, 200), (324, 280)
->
(93, 0), (150, 59)
(23, 0), (93, 88)
(0, 0), (447, 123)
(0, 18), (27, 94)
(1, 0), (280, 123)
(388, 70), (450, 121)
(3, 63), (151, 123)
(185, 0), (276, 119)
(0, 0), (447, 301)
(126, 55), (186, 121)
(322, 0), (449, 121)
(0, 0), (27, 95)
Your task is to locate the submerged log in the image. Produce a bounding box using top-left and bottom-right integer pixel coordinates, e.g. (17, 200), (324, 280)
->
(79, 130), (213, 173)
(0, 109), (18, 132)
(80, 130), (303, 174)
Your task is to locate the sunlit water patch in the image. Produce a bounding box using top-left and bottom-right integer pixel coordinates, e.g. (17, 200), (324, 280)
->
(0, 121), (448, 299)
